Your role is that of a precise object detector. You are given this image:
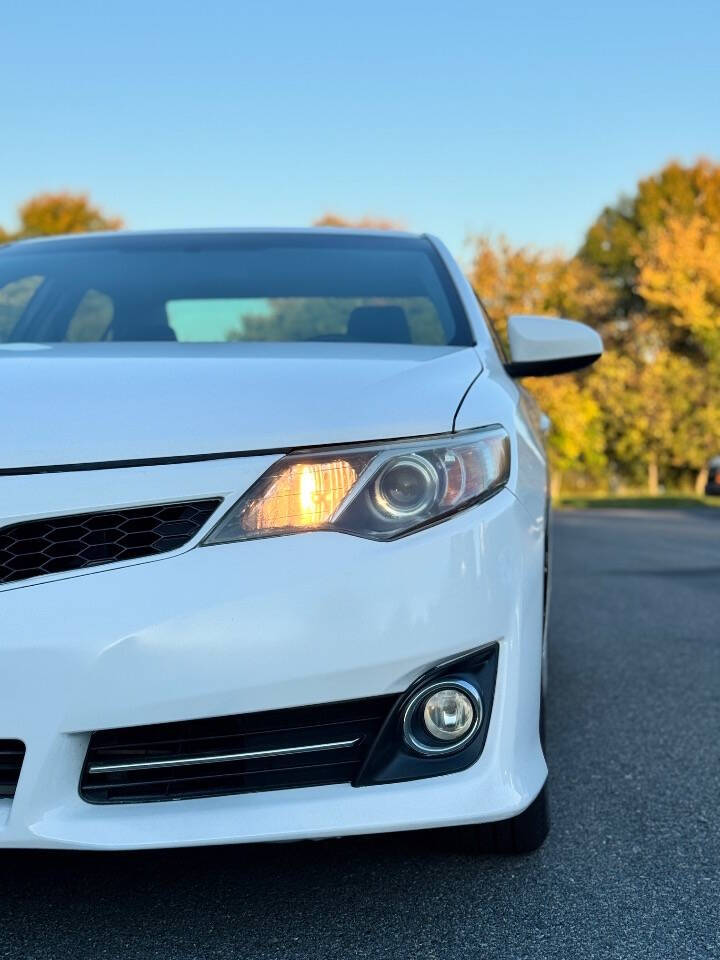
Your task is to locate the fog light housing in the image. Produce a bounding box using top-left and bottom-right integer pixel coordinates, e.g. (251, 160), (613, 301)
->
(402, 680), (482, 756)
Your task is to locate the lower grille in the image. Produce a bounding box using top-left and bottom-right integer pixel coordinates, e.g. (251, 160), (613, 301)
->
(80, 695), (397, 803)
(0, 740), (25, 798)
(0, 499), (222, 585)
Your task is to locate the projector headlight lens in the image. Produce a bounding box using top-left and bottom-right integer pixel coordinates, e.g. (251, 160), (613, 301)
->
(204, 426), (510, 543)
(373, 455), (439, 518)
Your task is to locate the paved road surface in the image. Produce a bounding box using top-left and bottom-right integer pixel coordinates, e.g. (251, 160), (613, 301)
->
(2, 509), (719, 959)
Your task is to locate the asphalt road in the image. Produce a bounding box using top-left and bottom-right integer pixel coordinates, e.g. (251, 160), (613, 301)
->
(2, 509), (719, 960)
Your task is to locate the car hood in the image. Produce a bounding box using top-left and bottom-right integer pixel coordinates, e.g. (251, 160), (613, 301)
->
(0, 342), (481, 470)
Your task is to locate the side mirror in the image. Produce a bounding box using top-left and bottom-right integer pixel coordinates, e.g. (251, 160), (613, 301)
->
(504, 314), (603, 378)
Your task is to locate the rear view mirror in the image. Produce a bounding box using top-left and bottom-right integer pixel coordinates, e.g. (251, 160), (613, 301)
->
(504, 315), (603, 378)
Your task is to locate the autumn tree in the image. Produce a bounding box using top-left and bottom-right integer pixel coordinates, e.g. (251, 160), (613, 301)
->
(636, 213), (720, 361)
(634, 214), (720, 489)
(468, 236), (609, 494)
(581, 160), (720, 491)
(471, 236), (613, 338)
(313, 213), (403, 230)
(2, 192), (123, 242)
(585, 348), (713, 492)
(581, 159), (720, 325)
(528, 375), (606, 497)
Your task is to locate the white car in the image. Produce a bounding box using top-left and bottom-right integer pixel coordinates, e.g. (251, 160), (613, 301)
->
(0, 229), (601, 854)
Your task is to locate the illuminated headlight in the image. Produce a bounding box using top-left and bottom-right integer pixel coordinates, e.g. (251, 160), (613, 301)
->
(204, 425), (510, 544)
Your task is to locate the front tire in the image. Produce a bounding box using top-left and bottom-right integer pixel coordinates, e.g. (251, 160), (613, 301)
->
(478, 784), (550, 854)
(455, 522), (551, 857)
(445, 782), (550, 856)
(479, 691), (549, 854)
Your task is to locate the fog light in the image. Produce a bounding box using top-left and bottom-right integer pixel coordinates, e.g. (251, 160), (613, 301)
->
(424, 688), (475, 741)
(402, 680), (482, 756)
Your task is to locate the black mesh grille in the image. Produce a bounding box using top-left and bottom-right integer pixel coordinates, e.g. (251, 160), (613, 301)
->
(0, 740), (25, 799)
(80, 695), (397, 804)
(0, 499), (222, 585)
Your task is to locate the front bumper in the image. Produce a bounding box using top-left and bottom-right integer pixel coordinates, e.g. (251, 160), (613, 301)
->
(0, 457), (546, 849)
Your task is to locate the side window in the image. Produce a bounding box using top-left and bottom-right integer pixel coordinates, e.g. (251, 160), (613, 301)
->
(65, 289), (114, 341)
(0, 275), (44, 341)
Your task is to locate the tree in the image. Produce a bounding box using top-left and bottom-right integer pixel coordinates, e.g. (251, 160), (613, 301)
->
(313, 213), (403, 230)
(468, 236), (608, 494)
(634, 213), (720, 490)
(581, 159), (720, 347)
(636, 213), (720, 361)
(468, 236), (550, 346)
(580, 161), (720, 491)
(4, 192), (123, 241)
(527, 374), (606, 497)
(587, 348), (718, 494)
(470, 236), (613, 344)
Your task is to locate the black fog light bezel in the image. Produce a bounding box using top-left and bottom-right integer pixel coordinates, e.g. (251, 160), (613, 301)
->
(354, 643), (499, 787)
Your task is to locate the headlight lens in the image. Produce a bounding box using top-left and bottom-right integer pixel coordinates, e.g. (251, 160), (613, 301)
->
(204, 425), (510, 544)
(373, 455), (440, 518)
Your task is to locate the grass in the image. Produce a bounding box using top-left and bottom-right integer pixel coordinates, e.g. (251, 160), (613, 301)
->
(556, 494), (720, 510)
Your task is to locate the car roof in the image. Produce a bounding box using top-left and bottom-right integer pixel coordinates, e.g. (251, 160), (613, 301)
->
(4, 227), (426, 253)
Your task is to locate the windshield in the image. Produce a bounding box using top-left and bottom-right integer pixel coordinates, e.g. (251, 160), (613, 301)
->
(0, 233), (473, 347)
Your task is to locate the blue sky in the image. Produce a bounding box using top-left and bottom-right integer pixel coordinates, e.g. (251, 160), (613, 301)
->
(2, 0), (719, 262)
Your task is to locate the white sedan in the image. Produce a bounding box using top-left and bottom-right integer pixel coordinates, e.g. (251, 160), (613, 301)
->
(0, 229), (601, 853)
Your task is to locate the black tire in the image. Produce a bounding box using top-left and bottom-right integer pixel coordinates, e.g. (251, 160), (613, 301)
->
(452, 556), (551, 858)
(480, 691), (549, 855)
(445, 783), (550, 856)
(479, 783), (550, 854)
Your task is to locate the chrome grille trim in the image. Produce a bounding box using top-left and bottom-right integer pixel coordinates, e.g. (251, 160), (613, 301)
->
(80, 694), (398, 802)
(87, 738), (361, 775)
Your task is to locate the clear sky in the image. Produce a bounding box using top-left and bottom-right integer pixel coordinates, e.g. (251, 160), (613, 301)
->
(3, 0), (719, 262)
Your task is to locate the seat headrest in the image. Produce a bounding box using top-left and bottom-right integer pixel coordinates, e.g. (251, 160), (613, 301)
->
(347, 306), (411, 344)
(110, 304), (178, 341)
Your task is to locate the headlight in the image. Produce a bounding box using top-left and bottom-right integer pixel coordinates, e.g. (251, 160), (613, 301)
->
(204, 425), (510, 544)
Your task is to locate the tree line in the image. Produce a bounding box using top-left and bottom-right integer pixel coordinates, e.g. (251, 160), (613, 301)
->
(3, 162), (719, 495)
